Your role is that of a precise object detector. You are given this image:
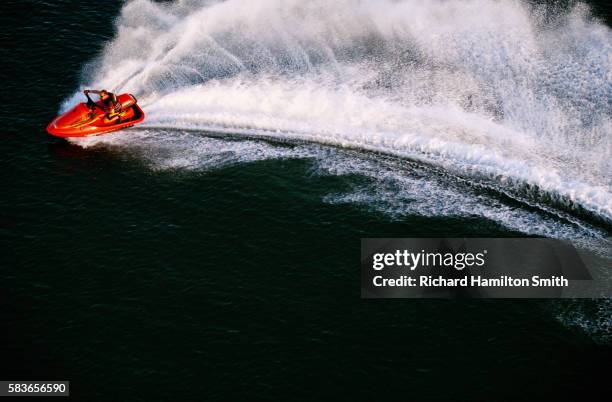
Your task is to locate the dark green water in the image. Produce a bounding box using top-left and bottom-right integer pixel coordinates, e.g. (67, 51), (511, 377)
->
(1, 1), (611, 401)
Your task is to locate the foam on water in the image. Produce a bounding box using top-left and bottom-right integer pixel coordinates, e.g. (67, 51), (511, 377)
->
(77, 128), (609, 250)
(78, 129), (320, 170)
(66, 0), (611, 228)
(554, 299), (612, 344)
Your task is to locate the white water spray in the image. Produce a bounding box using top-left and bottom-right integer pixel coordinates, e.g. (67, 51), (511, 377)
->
(67, 0), (612, 225)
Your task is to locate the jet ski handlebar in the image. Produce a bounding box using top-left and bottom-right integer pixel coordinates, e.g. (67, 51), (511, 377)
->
(84, 90), (105, 111)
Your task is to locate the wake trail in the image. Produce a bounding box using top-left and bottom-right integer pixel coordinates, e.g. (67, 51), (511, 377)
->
(65, 0), (611, 228)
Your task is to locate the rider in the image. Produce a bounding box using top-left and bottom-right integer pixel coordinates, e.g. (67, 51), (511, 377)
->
(84, 89), (122, 123)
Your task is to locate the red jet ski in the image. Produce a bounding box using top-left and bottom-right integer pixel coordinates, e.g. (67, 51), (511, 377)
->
(47, 92), (145, 138)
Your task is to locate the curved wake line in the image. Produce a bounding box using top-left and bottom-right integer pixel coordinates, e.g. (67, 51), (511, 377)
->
(134, 113), (612, 227)
(74, 122), (611, 240)
(67, 0), (612, 226)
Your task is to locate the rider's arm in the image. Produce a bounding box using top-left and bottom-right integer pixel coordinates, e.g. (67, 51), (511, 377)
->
(84, 89), (101, 95)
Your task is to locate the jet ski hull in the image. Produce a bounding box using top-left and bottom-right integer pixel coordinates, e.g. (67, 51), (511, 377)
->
(47, 93), (145, 138)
